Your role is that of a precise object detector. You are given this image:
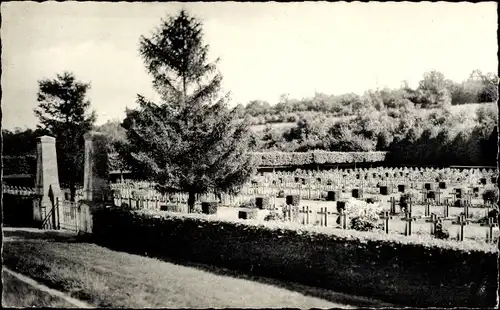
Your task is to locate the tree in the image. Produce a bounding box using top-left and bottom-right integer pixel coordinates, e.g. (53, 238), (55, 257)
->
(416, 70), (452, 108)
(2, 127), (48, 156)
(120, 9), (255, 212)
(34, 72), (96, 200)
(468, 70), (499, 103)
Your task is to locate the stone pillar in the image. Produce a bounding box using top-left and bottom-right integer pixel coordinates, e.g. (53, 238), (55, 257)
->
(34, 136), (63, 228)
(83, 132), (111, 202)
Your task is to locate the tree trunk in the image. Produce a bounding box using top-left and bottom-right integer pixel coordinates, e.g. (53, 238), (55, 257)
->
(188, 191), (196, 213)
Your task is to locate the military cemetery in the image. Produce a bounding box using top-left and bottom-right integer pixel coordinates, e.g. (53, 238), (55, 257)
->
(2, 2), (498, 309)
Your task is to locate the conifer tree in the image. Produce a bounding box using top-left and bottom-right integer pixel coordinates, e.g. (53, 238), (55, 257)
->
(120, 10), (255, 212)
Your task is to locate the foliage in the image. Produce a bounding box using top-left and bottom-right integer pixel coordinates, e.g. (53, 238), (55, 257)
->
(252, 151), (388, 166)
(33, 72), (96, 200)
(434, 221), (450, 240)
(344, 199), (383, 231)
(263, 210), (284, 222)
(1, 128), (49, 156)
(350, 217), (376, 232)
(119, 10), (255, 211)
(482, 188), (499, 204)
(93, 207), (498, 307)
(94, 120), (128, 152)
(240, 69), (497, 167)
(2, 155), (37, 176)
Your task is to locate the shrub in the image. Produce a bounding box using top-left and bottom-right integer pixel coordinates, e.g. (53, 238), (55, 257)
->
(483, 188), (499, 204)
(345, 199), (383, 231)
(326, 191), (337, 201)
(255, 197), (270, 209)
(160, 204), (184, 212)
(434, 222), (450, 240)
(350, 217), (376, 231)
(238, 209), (258, 220)
(92, 207), (498, 308)
(251, 151), (388, 166)
(286, 195), (300, 206)
(264, 211), (284, 222)
(240, 199), (256, 209)
(201, 202), (218, 215)
(2, 155), (37, 176)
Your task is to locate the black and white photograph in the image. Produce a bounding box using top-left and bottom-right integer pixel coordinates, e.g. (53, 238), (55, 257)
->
(1, 1), (498, 308)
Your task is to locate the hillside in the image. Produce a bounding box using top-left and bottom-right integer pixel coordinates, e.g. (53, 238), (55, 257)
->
(249, 102), (497, 134)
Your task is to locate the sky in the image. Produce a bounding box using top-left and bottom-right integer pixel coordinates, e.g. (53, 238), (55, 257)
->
(1, 1), (498, 130)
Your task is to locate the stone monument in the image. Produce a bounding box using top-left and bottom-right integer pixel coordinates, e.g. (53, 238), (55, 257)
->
(83, 131), (111, 202)
(34, 135), (63, 228)
(79, 132), (112, 234)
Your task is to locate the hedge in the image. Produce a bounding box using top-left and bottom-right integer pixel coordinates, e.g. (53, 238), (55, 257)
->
(108, 151), (389, 171)
(251, 151), (388, 167)
(92, 207), (498, 308)
(2, 155), (37, 176)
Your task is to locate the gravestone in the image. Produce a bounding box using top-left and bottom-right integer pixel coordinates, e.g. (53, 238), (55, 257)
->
(33, 136), (63, 228)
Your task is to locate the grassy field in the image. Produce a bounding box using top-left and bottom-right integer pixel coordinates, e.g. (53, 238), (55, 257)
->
(2, 228), (395, 308)
(2, 270), (76, 308)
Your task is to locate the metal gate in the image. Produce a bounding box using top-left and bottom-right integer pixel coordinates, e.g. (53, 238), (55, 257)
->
(58, 199), (80, 232)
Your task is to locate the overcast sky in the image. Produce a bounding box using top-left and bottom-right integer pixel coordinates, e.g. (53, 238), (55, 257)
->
(1, 1), (497, 130)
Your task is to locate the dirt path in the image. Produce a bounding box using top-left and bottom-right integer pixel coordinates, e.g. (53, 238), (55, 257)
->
(3, 267), (95, 308)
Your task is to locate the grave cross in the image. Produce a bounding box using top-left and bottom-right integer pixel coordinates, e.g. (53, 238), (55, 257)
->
(299, 206), (313, 225)
(388, 196), (397, 215)
(453, 214), (468, 241)
(380, 211), (392, 234)
(481, 217), (498, 244)
(317, 207), (331, 227)
(401, 210), (418, 236)
(425, 213), (440, 235)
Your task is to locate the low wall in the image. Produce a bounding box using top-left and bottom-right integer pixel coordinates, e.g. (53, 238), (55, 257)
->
(91, 207), (498, 308)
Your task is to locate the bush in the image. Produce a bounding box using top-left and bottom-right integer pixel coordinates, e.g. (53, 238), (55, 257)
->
(92, 208), (498, 308)
(434, 222), (450, 240)
(255, 197), (270, 209)
(240, 199), (256, 209)
(483, 188), (499, 204)
(350, 217), (376, 231)
(326, 191), (337, 201)
(345, 199), (383, 232)
(251, 151), (388, 166)
(238, 209), (258, 220)
(286, 195), (300, 206)
(264, 211), (284, 222)
(2, 155), (37, 176)
(160, 204), (184, 212)
(201, 202), (218, 215)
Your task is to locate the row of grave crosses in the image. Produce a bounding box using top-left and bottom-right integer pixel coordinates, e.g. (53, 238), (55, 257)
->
(253, 168), (497, 186)
(385, 196), (498, 242)
(263, 167), (496, 178)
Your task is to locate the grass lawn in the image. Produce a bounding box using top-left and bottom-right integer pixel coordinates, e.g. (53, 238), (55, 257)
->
(2, 229), (395, 308)
(2, 270), (76, 308)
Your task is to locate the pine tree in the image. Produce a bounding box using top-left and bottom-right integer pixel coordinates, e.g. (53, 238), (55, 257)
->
(34, 72), (96, 201)
(120, 9), (255, 212)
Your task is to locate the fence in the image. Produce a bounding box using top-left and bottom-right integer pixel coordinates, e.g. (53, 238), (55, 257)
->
(2, 185), (36, 196)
